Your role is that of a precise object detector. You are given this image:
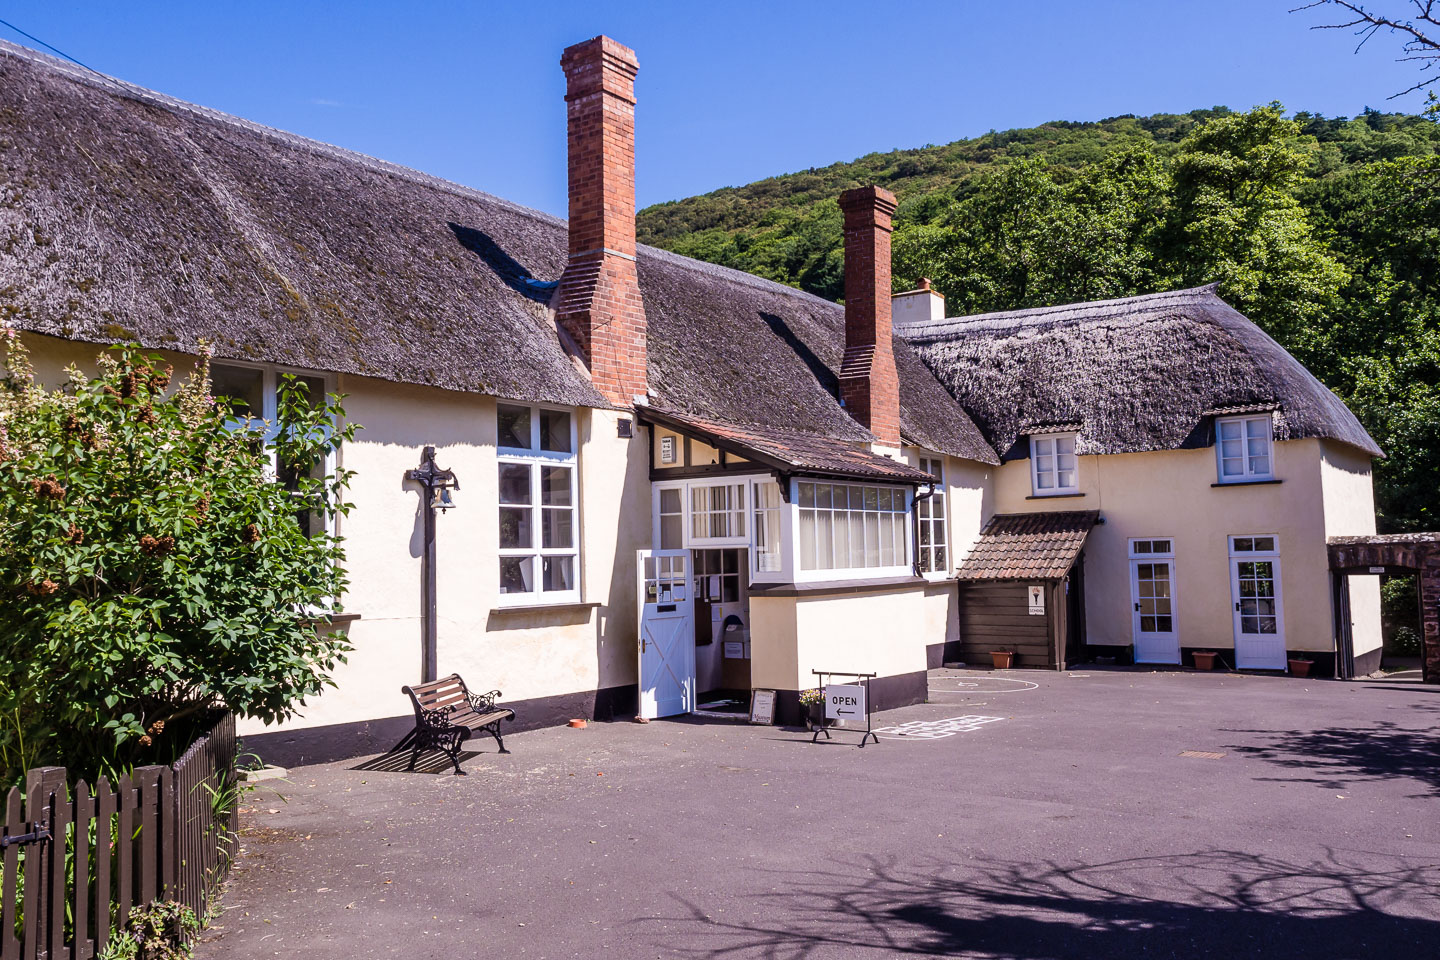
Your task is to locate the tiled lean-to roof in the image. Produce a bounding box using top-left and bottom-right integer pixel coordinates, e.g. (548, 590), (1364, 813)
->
(955, 511), (1100, 581)
(640, 407), (935, 483)
(0, 39), (996, 465)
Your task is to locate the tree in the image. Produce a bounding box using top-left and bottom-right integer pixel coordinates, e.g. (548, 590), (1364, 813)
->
(0, 336), (357, 783)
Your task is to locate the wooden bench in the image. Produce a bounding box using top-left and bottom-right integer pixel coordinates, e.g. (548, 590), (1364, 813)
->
(400, 674), (515, 774)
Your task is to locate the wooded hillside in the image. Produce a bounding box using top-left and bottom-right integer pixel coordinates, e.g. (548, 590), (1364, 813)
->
(637, 107), (1440, 537)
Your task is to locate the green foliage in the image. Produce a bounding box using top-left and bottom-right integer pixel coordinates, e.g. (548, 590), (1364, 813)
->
(98, 900), (201, 960)
(0, 338), (357, 784)
(639, 105), (1440, 533)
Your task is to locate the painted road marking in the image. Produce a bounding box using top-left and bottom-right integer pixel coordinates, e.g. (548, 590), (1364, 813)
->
(872, 716), (1005, 741)
(947, 677), (1039, 693)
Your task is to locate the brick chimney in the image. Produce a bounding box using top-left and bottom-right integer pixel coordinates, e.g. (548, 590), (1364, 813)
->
(838, 186), (901, 446)
(555, 36), (647, 407)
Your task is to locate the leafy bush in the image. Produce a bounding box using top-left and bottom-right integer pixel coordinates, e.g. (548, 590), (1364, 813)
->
(0, 335), (357, 783)
(98, 900), (201, 960)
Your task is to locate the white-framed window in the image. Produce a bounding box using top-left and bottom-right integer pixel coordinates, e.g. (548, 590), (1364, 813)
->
(690, 481), (747, 545)
(657, 487), (684, 550)
(796, 480), (909, 576)
(1216, 416), (1273, 482)
(210, 360), (335, 537)
(1030, 433), (1078, 495)
(916, 457), (948, 574)
(497, 403), (580, 605)
(751, 478), (785, 578)
(1129, 538), (1174, 557)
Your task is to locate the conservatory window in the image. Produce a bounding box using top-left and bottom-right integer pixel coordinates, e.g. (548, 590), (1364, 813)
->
(796, 481), (908, 573)
(690, 481), (747, 544)
(752, 479), (784, 576)
(497, 403), (579, 603)
(1216, 416), (1273, 482)
(916, 457), (948, 574)
(1030, 433), (1078, 495)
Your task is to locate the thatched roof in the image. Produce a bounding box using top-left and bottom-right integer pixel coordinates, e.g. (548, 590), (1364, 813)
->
(640, 407), (935, 483)
(898, 287), (1382, 460)
(0, 41), (996, 464)
(955, 511), (1099, 581)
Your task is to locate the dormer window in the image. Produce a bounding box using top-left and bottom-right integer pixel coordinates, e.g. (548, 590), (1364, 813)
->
(1216, 416), (1273, 482)
(1030, 433), (1078, 496)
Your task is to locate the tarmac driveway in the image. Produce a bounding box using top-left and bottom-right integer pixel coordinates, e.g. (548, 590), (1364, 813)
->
(199, 668), (1440, 959)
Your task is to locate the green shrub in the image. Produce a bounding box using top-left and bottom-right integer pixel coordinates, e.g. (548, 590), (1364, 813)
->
(0, 335), (357, 784)
(98, 900), (201, 960)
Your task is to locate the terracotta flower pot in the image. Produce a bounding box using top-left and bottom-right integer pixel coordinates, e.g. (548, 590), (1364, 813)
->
(1288, 659), (1312, 678)
(1193, 651), (1217, 671)
(990, 651), (1014, 669)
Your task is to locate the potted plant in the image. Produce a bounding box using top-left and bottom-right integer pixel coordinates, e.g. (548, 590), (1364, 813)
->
(1193, 650), (1218, 671)
(798, 688), (827, 729)
(990, 650), (1014, 669)
(1288, 656), (1313, 678)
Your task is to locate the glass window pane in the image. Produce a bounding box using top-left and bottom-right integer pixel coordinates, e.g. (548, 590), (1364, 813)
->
(849, 513), (865, 568)
(210, 364), (265, 421)
(1220, 421), (1242, 440)
(500, 556), (533, 594)
(798, 482), (815, 508)
(660, 488), (681, 513)
(1254, 537), (1276, 552)
(541, 409), (572, 453)
(660, 514), (682, 549)
(1235, 538), (1254, 553)
(1057, 469), (1076, 489)
(814, 483), (831, 509)
(541, 466), (572, 505)
(817, 511), (834, 569)
(879, 513), (895, 566)
(1056, 435), (1074, 456)
(1250, 455), (1270, 476)
(498, 404), (531, 449)
(864, 487), (879, 511)
(543, 507), (573, 548)
(833, 510), (850, 566)
(542, 555), (574, 592)
(864, 513), (879, 566)
(934, 545), (946, 570)
(499, 463), (531, 503)
(499, 506), (532, 548)
(1246, 418), (1268, 439)
(799, 509), (817, 571)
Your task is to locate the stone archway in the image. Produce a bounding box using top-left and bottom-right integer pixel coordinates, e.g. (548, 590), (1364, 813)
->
(1328, 534), (1440, 683)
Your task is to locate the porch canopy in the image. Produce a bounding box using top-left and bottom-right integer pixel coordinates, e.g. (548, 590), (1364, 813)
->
(956, 511), (1101, 582)
(637, 406), (934, 486)
(1328, 533), (1440, 683)
(952, 511), (1100, 671)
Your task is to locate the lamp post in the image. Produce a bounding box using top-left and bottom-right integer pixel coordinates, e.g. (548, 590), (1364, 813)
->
(406, 446), (458, 683)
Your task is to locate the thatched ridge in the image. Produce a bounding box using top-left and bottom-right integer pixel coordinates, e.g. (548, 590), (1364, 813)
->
(898, 287), (1382, 459)
(0, 40), (996, 464)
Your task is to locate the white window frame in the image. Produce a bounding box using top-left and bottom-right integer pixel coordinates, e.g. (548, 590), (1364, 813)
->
(209, 358), (338, 533)
(750, 477), (789, 582)
(650, 476), (759, 551)
(497, 403), (581, 606)
(791, 478), (912, 583)
(1029, 432), (1078, 496)
(916, 457), (948, 577)
(688, 480), (750, 547)
(1215, 415), (1274, 483)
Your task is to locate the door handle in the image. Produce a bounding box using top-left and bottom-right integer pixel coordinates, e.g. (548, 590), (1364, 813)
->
(1234, 602), (1240, 611)
(639, 635), (647, 653)
(1134, 602), (1140, 611)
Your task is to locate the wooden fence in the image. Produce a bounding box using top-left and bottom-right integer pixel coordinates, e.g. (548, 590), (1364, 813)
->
(1, 712), (237, 960)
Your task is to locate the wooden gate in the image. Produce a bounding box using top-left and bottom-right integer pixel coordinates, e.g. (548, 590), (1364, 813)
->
(1, 713), (236, 959)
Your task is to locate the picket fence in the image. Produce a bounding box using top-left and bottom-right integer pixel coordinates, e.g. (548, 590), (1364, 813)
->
(1, 712), (237, 959)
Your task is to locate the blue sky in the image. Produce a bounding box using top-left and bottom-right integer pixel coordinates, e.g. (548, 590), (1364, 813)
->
(0, 2), (1426, 216)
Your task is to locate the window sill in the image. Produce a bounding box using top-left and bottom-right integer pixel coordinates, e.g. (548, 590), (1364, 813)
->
(1025, 492), (1085, 500)
(1212, 479), (1281, 488)
(489, 601), (600, 616)
(749, 575), (928, 598)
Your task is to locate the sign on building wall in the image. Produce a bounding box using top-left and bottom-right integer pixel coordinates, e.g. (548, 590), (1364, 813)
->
(749, 689), (776, 725)
(825, 683), (866, 721)
(1028, 584), (1045, 616)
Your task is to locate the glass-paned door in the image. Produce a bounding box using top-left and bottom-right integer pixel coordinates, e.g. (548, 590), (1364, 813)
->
(1230, 536), (1285, 670)
(1130, 539), (1179, 664)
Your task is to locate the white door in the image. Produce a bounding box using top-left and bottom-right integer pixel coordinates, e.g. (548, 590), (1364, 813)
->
(1131, 558), (1179, 664)
(1231, 545), (1285, 670)
(637, 549), (695, 719)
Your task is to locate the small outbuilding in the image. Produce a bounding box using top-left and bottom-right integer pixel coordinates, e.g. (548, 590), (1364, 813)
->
(952, 511), (1099, 670)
